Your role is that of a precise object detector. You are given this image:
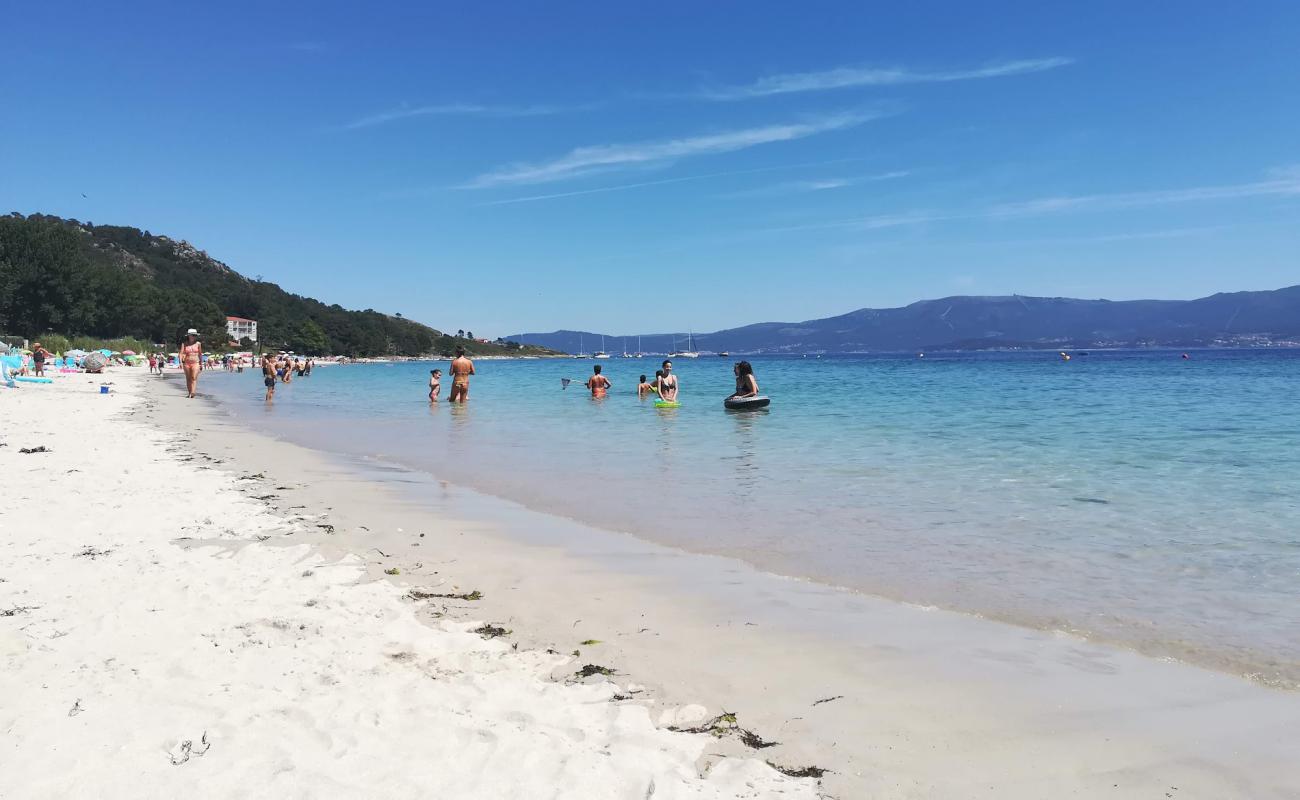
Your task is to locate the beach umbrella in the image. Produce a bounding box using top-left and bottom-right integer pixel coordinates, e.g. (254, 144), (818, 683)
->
(121, 350), (136, 355)
(66, 349), (88, 357)
(97, 349), (113, 356)
(82, 352), (108, 371)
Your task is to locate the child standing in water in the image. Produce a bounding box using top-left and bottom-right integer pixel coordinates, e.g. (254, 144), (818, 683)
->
(637, 374), (654, 398)
(428, 369), (442, 402)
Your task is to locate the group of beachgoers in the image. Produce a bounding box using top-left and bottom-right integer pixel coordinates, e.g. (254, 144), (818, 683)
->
(620, 359), (758, 402)
(166, 328), (316, 401)
(425, 356), (762, 406)
(261, 352), (314, 401)
(427, 347), (475, 403)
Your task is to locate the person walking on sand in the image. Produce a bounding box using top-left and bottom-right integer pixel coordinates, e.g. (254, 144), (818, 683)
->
(180, 329), (203, 398)
(448, 347), (474, 403)
(585, 364), (611, 398)
(31, 343), (49, 377)
(637, 374), (654, 398)
(428, 369), (442, 402)
(655, 360), (678, 402)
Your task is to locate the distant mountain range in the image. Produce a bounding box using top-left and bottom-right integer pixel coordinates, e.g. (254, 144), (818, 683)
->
(510, 286), (1300, 354)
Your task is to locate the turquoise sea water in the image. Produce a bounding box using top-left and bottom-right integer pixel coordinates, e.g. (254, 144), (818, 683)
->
(205, 350), (1300, 685)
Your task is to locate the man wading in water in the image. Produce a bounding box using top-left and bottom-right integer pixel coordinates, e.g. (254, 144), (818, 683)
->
(585, 364), (611, 398)
(449, 347), (474, 403)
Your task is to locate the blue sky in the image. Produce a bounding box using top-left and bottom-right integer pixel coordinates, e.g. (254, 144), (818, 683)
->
(3, 1), (1298, 336)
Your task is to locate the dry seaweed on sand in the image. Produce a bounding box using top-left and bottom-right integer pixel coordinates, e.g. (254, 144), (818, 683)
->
(575, 664), (614, 678)
(472, 624), (511, 639)
(765, 761), (827, 779)
(669, 712), (779, 749)
(408, 589), (482, 601)
(19, 446), (51, 454)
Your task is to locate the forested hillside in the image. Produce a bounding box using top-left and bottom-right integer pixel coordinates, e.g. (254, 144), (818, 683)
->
(0, 213), (550, 356)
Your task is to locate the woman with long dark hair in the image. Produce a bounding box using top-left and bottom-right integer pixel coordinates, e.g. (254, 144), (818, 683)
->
(729, 361), (758, 399)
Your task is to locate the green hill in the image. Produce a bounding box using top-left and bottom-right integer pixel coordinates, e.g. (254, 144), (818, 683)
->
(0, 213), (554, 357)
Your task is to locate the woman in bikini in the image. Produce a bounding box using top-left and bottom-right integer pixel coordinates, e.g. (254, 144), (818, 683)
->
(656, 360), (678, 401)
(180, 329), (203, 398)
(729, 361), (758, 399)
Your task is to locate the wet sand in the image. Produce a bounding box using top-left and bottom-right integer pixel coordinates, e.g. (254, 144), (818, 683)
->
(127, 370), (1300, 799)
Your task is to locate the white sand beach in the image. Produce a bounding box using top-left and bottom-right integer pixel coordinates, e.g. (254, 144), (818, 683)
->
(0, 371), (815, 799)
(4, 368), (1299, 799)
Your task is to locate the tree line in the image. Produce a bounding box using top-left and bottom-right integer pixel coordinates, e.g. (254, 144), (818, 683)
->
(0, 214), (549, 357)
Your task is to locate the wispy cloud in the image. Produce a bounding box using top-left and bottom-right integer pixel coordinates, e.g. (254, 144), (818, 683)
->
(346, 103), (575, 130)
(763, 171), (1300, 235)
(477, 157), (886, 205)
(701, 57), (1074, 100)
(987, 175), (1300, 217)
(465, 109), (886, 188)
(719, 170), (908, 199)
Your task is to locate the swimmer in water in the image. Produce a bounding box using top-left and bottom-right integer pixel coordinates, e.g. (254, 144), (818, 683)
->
(637, 374), (654, 398)
(728, 360), (758, 400)
(428, 369), (442, 402)
(448, 347), (474, 403)
(585, 364), (611, 398)
(656, 360), (678, 402)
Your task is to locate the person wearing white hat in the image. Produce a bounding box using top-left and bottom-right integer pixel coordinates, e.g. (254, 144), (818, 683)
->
(180, 328), (203, 398)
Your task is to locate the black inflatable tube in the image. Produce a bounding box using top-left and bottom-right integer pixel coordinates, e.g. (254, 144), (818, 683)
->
(724, 395), (770, 410)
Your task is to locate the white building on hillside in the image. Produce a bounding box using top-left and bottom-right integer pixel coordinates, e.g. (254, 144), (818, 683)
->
(226, 316), (258, 343)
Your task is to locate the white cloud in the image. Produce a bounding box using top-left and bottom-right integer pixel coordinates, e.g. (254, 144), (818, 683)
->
(987, 176), (1300, 217)
(720, 170), (908, 199)
(477, 157), (885, 205)
(464, 110), (885, 188)
(346, 103), (574, 130)
(701, 57), (1074, 100)
(753, 170), (1300, 235)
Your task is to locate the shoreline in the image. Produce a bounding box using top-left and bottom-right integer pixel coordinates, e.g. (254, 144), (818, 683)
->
(200, 360), (1299, 690)
(5, 368), (1298, 798)
(156, 371), (1299, 797)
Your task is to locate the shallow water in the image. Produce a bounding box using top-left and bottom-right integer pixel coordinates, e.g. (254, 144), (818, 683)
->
(204, 350), (1300, 685)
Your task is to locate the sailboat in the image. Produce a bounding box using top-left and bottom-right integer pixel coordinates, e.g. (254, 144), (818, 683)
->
(576, 334), (589, 358)
(620, 337), (635, 358)
(593, 334), (611, 359)
(673, 331), (700, 358)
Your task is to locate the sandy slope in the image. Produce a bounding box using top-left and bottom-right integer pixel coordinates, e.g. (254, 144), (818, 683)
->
(0, 372), (816, 799)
